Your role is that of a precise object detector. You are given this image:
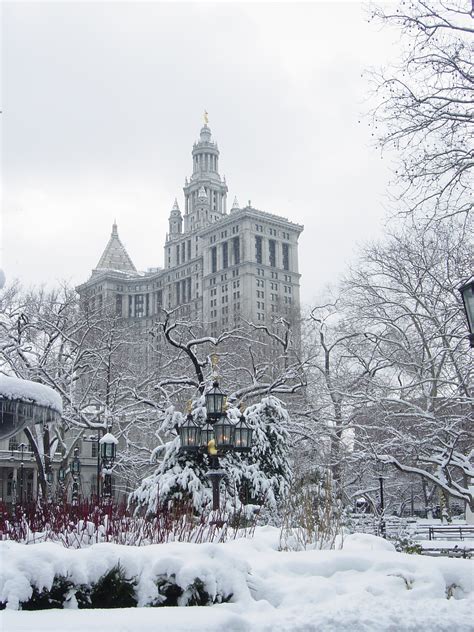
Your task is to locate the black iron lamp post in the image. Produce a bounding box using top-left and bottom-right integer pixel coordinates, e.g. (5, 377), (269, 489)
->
(375, 461), (386, 539)
(179, 382), (253, 511)
(18, 442), (27, 506)
(71, 447), (81, 504)
(459, 277), (474, 348)
(99, 432), (118, 498)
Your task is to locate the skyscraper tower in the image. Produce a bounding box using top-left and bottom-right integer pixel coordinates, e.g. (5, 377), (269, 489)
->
(183, 116), (228, 232)
(78, 116), (303, 336)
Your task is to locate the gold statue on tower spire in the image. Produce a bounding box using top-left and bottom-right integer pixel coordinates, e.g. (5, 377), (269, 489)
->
(204, 110), (209, 125)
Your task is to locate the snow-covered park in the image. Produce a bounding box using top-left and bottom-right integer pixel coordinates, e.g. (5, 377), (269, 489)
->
(1, 527), (472, 632)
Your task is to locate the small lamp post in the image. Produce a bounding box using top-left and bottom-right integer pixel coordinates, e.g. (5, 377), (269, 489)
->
(99, 432), (118, 498)
(71, 448), (81, 504)
(375, 461), (386, 539)
(459, 277), (474, 348)
(18, 442), (27, 506)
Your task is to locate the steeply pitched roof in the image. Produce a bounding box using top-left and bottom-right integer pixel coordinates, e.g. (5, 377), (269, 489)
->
(96, 222), (136, 272)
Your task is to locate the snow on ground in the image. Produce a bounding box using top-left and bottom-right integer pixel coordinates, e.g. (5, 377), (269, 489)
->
(1, 527), (472, 631)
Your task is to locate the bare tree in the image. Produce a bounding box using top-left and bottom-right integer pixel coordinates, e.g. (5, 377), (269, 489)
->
(344, 219), (473, 511)
(369, 0), (473, 221)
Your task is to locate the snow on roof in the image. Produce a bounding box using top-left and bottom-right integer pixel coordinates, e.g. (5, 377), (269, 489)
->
(0, 375), (63, 414)
(99, 432), (118, 444)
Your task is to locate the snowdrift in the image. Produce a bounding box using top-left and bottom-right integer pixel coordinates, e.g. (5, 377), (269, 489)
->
(1, 528), (472, 631)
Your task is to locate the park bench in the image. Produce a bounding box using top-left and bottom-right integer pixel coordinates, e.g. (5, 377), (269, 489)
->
(427, 525), (474, 541)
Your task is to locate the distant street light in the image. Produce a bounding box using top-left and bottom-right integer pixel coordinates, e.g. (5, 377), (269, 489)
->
(70, 447), (81, 504)
(179, 381), (253, 510)
(375, 461), (387, 539)
(99, 432), (118, 498)
(459, 277), (474, 348)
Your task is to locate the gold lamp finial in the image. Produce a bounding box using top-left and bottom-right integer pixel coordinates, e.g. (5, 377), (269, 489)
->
(204, 110), (209, 125)
(185, 400), (192, 414)
(210, 353), (219, 371)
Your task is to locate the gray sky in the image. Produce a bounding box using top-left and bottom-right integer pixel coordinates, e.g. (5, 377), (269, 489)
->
(2, 1), (398, 306)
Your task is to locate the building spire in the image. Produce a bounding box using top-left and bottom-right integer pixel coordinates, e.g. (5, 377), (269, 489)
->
(96, 223), (136, 272)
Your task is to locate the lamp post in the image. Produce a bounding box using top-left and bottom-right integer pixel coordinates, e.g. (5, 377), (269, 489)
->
(70, 447), (81, 505)
(99, 432), (118, 499)
(459, 277), (474, 348)
(179, 382), (253, 511)
(375, 461), (386, 539)
(17, 442), (27, 506)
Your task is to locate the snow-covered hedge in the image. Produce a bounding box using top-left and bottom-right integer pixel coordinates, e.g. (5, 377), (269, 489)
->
(1, 528), (472, 620)
(0, 539), (249, 610)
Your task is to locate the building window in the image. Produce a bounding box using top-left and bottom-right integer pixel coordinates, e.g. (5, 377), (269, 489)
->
(115, 294), (122, 316)
(232, 237), (240, 265)
(255, 236), (263, 264)
(269, 239), (276, 267)
(282, 243), (290, 271)
(222, 241), (229, 269)
(211, 246), (217, 273)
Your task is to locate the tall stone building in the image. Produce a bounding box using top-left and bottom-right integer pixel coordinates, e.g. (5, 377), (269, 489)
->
(77, 119), (304, 335)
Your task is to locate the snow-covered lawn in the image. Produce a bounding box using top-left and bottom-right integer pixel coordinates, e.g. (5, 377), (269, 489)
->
(1, 528), (472, 631)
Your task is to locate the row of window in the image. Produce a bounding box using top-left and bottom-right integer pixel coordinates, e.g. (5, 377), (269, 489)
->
(210, 237), (240, 273)
(255, 225), (291, 240)
(255, 238), (290, 270)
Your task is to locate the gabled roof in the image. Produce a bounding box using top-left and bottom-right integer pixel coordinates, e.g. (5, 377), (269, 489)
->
(96, 222), (136, 272)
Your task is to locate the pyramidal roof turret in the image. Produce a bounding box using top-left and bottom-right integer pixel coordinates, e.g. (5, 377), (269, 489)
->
(96, 221), (136, 272)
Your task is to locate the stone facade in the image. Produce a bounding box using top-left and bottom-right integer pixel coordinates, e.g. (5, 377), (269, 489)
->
(76, 121), (304, 335)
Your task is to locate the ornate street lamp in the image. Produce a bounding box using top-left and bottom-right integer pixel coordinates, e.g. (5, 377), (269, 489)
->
(179, 414), (202, 451)
(179, 381), (255, 511)
(99, 432), (118, 461)
(459, 277), (474, 348)
(99, 432), (118, 498)
(233, 417), (253, 452)
(205, 381), (226, 421)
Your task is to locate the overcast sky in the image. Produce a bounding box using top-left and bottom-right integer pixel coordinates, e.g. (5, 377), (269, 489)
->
(2, 1), (399, 306)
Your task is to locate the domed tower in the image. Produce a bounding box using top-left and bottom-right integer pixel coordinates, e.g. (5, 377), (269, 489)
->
(167, 198), (182, 241)
(183, 113), (228, 232)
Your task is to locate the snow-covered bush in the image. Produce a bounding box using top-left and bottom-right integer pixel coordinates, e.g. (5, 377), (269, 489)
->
(130, 395), (292, 516)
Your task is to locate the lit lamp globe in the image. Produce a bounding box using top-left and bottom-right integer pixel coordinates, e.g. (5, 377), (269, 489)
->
(179, 414), (201, 451)
(233, 417), (253, 452)
(213, 416), (235, 450)
(459, 277), (474, 348)
(205, 381), (226, 421)
(200, 422), (214, 448)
